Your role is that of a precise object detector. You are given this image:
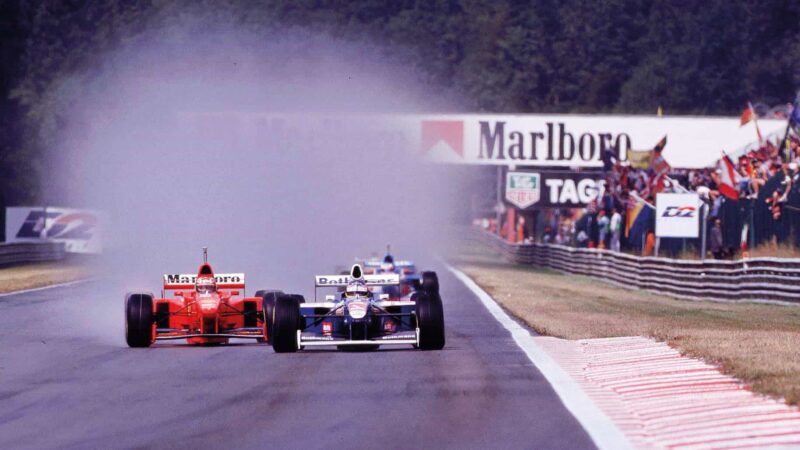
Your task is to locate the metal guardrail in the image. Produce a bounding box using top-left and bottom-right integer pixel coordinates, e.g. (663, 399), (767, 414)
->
(0, 241), (66, 266)
(472, 228), (800, 304)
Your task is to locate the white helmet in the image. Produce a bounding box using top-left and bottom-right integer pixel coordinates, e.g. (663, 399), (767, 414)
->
(345, 280), (368, 299)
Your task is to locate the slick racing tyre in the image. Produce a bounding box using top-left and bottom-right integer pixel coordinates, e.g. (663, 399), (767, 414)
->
(257, 290), (283, 344)
(416, 292), (445, 350)
(272, 294), (301, 353)
(126, 293), (155, 348)
(421, 271), (440, 297)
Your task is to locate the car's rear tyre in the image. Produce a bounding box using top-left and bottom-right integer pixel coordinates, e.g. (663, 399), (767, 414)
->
(416, 292), (445, 350)
(421, 271), (439, 297)
(257, 290), (283, 344)
(255, 289), (283, 298)
(272, 294), (301, 353)
(126, 293), (154, 348)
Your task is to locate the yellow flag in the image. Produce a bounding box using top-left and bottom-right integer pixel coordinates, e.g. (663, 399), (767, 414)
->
(627, 148), (651, 170)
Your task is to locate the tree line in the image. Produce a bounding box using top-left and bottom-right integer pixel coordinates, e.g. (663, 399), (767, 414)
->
(1, 0), (798, 205)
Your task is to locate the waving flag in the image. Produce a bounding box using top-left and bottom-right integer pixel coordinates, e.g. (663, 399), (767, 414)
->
(791, 100), (800, 130)
(740, 102), (763, 143)
(627, 148), (651, 169)
(718, 152), (741, 200)
(740, 105), (755, 126)
(626, 194), (654, 248)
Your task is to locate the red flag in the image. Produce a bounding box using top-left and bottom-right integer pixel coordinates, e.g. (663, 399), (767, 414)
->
(649, 135), (671, 174)
(718, 152), (741, 200)
(740, 105), (754, 126)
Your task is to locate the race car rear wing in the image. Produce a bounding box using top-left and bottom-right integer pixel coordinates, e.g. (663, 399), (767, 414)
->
(362, 260), (415, 267)
(163, 273), (246, 290)
(314, 273), (400, 287)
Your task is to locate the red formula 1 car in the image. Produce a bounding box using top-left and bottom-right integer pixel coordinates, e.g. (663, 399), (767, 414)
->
(125, 249), (277, 347)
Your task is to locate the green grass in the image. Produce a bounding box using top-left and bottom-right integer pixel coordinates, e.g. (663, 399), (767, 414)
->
(449, 241), (800, 404)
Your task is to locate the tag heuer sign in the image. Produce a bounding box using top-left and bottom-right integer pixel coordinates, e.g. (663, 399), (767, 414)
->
(505, 172), (541, 209)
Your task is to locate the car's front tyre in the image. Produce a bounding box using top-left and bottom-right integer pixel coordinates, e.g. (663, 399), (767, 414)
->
(272, 294), (301, 353)
(416, 292), (445, 350)
(125, 293), (154, 348)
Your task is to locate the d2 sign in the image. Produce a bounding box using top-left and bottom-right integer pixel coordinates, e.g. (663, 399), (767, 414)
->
(505, 172), (541, 209)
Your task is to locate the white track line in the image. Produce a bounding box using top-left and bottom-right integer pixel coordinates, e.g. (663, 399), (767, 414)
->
(446, 264), (633, 450)
(0, 278), (93, 298)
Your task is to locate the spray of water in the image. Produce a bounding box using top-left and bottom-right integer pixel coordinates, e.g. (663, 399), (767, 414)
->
(47, 25), (464, 331)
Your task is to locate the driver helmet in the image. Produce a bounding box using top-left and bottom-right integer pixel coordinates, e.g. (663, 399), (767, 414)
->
(379, 261), (395, 273)
(345, 280), (369, 299)
(196, 276), (217, 294)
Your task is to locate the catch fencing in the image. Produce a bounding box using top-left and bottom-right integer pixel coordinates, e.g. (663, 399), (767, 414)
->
(473, 228), (800, 304)
(0, 241), (66, 266)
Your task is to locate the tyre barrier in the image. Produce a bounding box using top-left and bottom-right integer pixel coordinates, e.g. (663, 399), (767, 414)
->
(0, 241), (66, 266)
(471, 228), (800, 304)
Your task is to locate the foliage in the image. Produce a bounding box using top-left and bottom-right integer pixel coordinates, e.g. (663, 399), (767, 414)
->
(1, 0), (799, 204)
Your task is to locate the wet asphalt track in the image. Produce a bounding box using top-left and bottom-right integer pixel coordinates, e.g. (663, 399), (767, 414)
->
(0, 266), (595, 450)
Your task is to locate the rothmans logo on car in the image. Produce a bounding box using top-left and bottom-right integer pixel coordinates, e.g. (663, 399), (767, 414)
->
(347, 301), (368, 319)
(316, 276), (349, 285)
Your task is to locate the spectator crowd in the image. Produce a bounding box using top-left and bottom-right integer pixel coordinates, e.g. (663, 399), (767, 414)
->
(531, 131), (800, 258)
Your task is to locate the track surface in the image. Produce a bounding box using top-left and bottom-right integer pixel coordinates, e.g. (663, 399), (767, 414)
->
(0, 265), (595, 449)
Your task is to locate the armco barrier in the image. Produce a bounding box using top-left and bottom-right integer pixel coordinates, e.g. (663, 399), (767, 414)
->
(472, 228), (800, 304)
(0, 241), (66, 265)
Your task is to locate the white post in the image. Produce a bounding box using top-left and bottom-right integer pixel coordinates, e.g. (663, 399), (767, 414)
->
(699, 203), (708, 260)
(496, 166), (503, 236)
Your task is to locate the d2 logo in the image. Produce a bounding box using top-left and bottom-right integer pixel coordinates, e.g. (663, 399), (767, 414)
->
(16, 211), (97, 240)
(661, 206), (696, 218)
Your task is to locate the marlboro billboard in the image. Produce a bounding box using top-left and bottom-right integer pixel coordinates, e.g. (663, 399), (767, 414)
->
(175, 112), (787, 169)
(416, 114), (786, 169)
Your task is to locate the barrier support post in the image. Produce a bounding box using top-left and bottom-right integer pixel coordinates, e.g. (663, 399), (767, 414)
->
(700, 202), (708, 260)
(495, 166), (503, 236)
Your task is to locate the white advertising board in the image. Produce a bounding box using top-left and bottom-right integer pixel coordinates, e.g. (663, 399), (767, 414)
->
(176, 112), (784, 169)
(655, 193), (701, 238)
(5, 207), (104, 254)
(416, 114), (785, 169)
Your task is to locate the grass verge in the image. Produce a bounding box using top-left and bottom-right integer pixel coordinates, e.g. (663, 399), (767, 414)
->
(0, 260), (90, 294)
(450, 241), (800, 405)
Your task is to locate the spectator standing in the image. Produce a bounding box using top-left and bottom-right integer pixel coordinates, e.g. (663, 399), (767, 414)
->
(710, 218), (725, 259)
(597, 210), (610, 249)
(609, 207), (622, 252)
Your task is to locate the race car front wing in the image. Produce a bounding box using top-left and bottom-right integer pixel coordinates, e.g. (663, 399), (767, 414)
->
(155, 326), (264, 340)
(296, 328), (419, 347)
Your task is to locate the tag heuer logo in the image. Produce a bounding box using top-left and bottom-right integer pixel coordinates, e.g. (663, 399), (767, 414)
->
(421, 120), (464, 161)
(505, 172), (541, 209)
